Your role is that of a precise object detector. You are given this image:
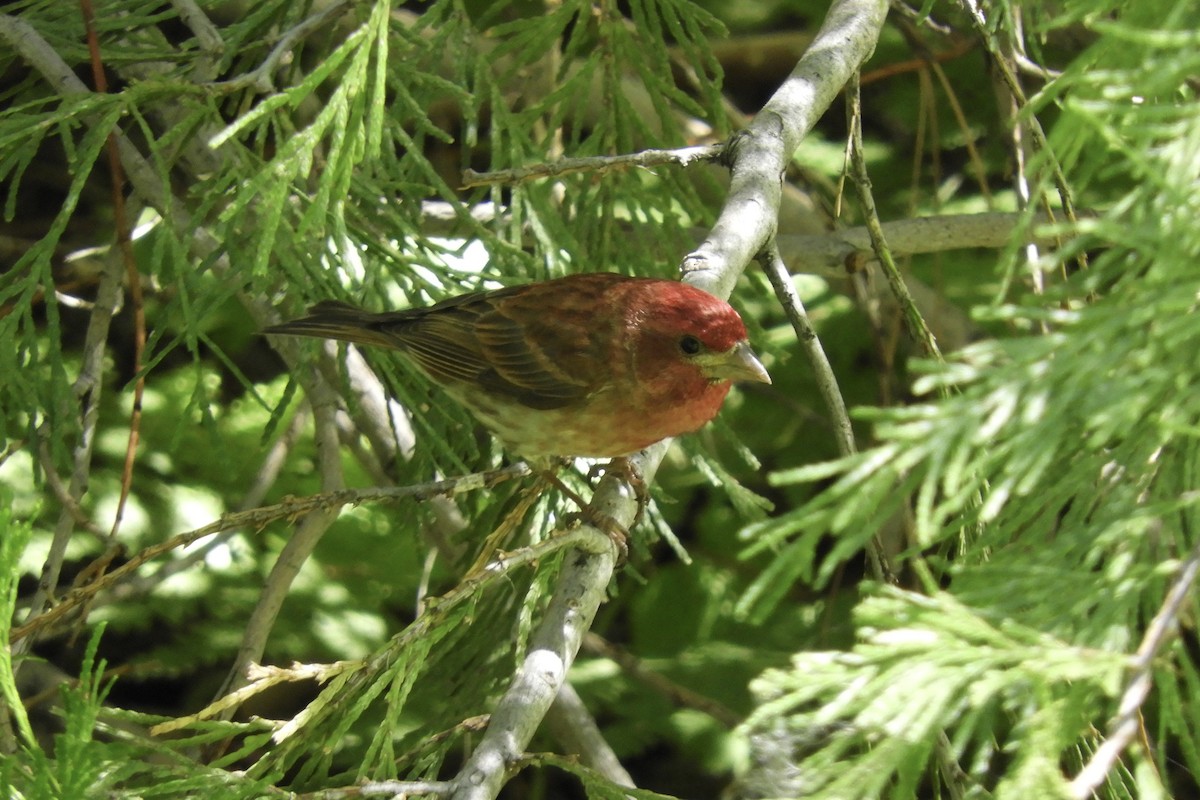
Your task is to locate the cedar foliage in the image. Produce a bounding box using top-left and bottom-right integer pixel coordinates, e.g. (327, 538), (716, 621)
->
(1, 0), (1198, 798)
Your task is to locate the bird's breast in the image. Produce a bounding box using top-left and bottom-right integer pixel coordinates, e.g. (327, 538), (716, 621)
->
(448, 381), (732, 458)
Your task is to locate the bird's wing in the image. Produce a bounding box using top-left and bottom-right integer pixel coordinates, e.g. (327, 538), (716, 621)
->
(383, 284), (609, 411)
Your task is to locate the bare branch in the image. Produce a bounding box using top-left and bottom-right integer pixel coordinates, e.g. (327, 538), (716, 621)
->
(10, 463), (534, 643)
(461, 144), (725, 189)
(19, 240), (126, 655)
(214, 385), (347, 706)
(958, 0), (1082, 234)
(777, 210), (1071, 276)
(847, 74), (943, 363)
(760, 243), (892, 583)
(209, 1), (352, 92)
(1068, 528), (1200, 799)
(682, 0), (889, 298)
(447, 1), (891, 797)
(545, 682), (636, 789)
(761, 245), (856, 459)
(581, 632), (740, 728)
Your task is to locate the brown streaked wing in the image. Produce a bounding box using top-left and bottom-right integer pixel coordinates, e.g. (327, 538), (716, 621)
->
(374, 294), (496, 386)
(380, 275), (620, 410)
(470, 313), (597, 409)
(471, 277), (618, 409)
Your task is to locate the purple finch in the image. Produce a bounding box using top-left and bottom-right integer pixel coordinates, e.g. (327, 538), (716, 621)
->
(266, 272), (769, 457)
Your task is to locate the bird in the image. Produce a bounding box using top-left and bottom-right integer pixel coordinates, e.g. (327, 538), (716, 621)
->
(264, 272), (770, 459)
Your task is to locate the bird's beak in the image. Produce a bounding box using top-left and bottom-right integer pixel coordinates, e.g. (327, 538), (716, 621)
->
(705, 341), (772, 385)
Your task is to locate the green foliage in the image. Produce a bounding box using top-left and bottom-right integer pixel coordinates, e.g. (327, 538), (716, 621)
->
(1, 624), (131, 799)
(1, 0), (752, 796)
(735, 0), (1200, 796)
(4, 0), (1200, 797)
(746, 588), (1124, 798)
(1, 501), (36, 751)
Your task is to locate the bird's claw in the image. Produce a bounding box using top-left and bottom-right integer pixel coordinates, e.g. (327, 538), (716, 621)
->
(566, 510), (629, 563)
(588, 457), (648, 526)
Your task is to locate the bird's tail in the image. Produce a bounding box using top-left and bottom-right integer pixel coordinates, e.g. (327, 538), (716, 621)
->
(264, 300), (403, 349)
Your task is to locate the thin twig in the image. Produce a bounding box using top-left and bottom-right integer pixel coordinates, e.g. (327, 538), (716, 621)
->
(760, 245), (855, 459)
(1068, 527), (1200, 799)
(18, 208), (126, 659)
(859, 36), (972, 86)
(958, 1), (1083, 245)
(0, 438), (24, 468)
(212, 384), (381, 706)
(935, 730), (970, 800)
(461, 144), (724, 189)
(888, 0), (956, 36)
(393, 715), (491, 772)
(760, 243), (892, 583)
(208, 1), (352, 92)
(23, 309), (116, 633)
(581, 632), (740, 728)
(34, 440), (106, 540)
(847, 73), (944, 363)
(9, 463), (534, 643)
(545, 682), (636, 789)
(890, 15), (992, 205)
(79, 0), (148, 547)
(1012, 52), (1062, 81)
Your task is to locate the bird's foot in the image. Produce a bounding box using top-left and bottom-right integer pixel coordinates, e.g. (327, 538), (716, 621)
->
(536, 462), (631, 563)
(587, 457), (648, 526)
(565, 509), (629, 563)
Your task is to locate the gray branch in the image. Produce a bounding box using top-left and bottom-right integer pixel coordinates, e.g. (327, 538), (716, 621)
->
(778, 210), (1068, 276)
(462, 144), (725, 188)
(682, 0), (889, 297)
(213, 369), (346, 706)
(545, 682), (636, 788)
(1068, 528), (1200, 798)
(447, 0), (890, 797)
(450, 519), (619, 800)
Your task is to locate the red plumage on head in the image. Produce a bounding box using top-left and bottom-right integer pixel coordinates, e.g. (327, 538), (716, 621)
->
(618, 279), (749, 351)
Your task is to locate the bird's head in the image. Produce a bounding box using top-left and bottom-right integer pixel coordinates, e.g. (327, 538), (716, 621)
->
(622, 281), (771, 402)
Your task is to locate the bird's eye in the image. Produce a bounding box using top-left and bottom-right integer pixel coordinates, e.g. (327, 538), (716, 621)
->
(679, 334), (703, 355)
